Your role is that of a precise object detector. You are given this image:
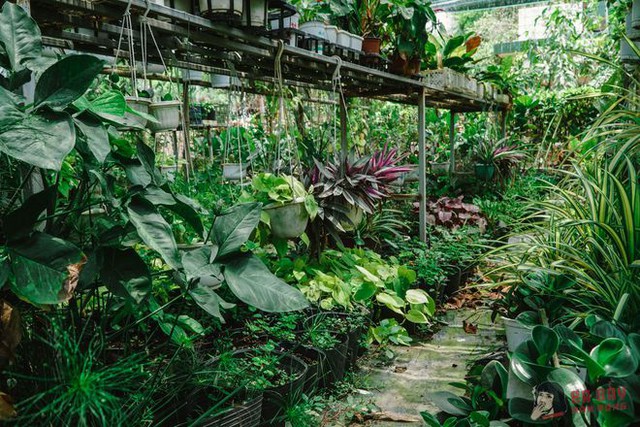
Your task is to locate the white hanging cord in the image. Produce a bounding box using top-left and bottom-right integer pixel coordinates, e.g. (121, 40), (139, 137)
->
(113, 0), (138, 95)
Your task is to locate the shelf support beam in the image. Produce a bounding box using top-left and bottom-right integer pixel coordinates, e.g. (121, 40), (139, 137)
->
(449, 112), (456, 176)
(418, 88), (427, 243)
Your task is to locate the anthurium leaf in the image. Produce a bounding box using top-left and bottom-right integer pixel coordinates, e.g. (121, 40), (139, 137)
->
(223, 254), (309, 312)
(405, 309), (429, 324)
(0, 109), (75, 170)
(354, 281), (377, 301)
(0, 2), (42, 72)
(8, 232), (83, 305)
(212, 202), (261, 258)
(590, 338), (638, 378)
(74, 113), (110, 163)
(34, 55), (104, 110)
(188, 282), (233, 323)
(127, 196), (181, 270)
(532, 325), (560, 365)
(429, 391), (471, 416)
(100, 247), (151, 303)
(181, 247), (223, 282)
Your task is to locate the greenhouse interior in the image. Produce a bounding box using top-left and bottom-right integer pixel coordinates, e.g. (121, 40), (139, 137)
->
(1, 0), (639, 425)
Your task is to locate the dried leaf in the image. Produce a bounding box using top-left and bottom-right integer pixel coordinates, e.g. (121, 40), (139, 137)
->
(0, 393), (16, 420)
(58, 256), (87, 302)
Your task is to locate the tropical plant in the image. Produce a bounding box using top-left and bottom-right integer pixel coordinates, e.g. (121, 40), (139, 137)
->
(246, 172), (318, 217)
(388, 0), (436, 63)
(424, 32), (481, 72)
(417, 196), (487, 232)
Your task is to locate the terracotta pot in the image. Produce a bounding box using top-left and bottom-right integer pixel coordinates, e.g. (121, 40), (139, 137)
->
(362, 37), (381, 54)
(390, 54), (421, 76)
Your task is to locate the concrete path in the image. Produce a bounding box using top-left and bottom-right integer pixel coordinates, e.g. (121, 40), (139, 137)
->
(359, 309), (504, 426)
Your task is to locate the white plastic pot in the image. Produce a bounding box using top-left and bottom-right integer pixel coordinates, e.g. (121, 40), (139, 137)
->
(159, 165), (178, 182)
(181, 68), (206, 82)
(336, 29), (350, 48)
(502, 316), (533, 352)
(300, 21), (326, 40)
(211, 73), (242, 88)
(148, 101), (182, 132)
(270, 12), (299, 30)
(324, 25), (338, 44)
(199, 0), (243, 18)
(350, 34), (364, 52)
(222, 163), (247, 180)
(242, 0), (267, 27)
(264, 200), (309, 239)
(124, 97), (151, 129)
(633, 0), (640, 29)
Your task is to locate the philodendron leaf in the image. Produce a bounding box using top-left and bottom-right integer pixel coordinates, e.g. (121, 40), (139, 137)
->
(34, 54), (104, 110)
(8, 232), (83, 305)
(188, 283), (234, 323)
(223, 254), (308, 312)
(213, 202), (261, 258)
(405, 288), (430, 304)
(353, 281), (377, 301)
(0, 2), (42, 72)
(100, 247), (151, 303)
(532, 325), (560, 365)
(127, 197), (181, 270)
(590, 338), (638, 378)
(0, 108), (75, 170)
(405, 309), (429, 324)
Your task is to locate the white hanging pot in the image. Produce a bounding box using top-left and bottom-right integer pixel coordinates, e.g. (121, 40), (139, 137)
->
(336, 29), (350, 48)
(124, 96), (151, 129)
(199, 0), (243, 19)
(350, 34), (363, 52)
(222, 162), (247, 180)
(264, 200), (309, 239)
(181, 68), (206, 82)
(340, 205), (364, 231)
(211, 73), (241, 88)
(502, 316), (533, 352)
(148, 100), (182, 132)
(300, 21), (326, 39)
(159, 164), (178, 182)
(324, 25), (338, 44)
(242, 0), (267, 27)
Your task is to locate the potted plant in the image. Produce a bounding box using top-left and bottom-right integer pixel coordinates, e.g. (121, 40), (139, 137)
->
(149, 93), (182, 133)
(249, 173), (318, 239)
(189, 103), (205, 126)
(197, 343), (308, 425)
(388, 0), (436, 76)
(199, 0), (243, 20)
(302, 312), (350, 385)
(473, 138), (497, 180)
(202, 103), (216, 126)
(219, 126), (251, 180)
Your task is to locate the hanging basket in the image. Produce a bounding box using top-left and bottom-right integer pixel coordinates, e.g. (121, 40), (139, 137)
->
(123, 96), (151, 129)
(148, 100), (181, 133)
(263, 200), (309, 239)
(222, 163), (247, 180)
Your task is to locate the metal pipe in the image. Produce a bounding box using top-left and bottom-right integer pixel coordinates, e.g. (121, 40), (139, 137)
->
(418, 88), (427, 243)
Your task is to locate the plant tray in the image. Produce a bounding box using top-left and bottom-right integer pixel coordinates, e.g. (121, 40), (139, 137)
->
(423, 68), (479, 97)
(359, 53), (390, 72)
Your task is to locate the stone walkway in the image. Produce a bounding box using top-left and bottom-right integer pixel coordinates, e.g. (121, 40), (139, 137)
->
(359, 309), (504, 426)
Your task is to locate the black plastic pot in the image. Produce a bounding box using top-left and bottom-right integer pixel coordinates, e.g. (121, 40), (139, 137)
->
(309, 311), (367, 370)
(287, 345), (329, 394)
(190, 105), (204, 125)
(303, 312), (351, 384)
(201, 394), (263, 427)
(259, 351), (308, 426)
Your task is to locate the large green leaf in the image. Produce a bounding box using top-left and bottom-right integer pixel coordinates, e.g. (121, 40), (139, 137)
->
(590, 338), (638, 378)
(181, 246), (223, 282)
(0, 86), (24, 128)
(0, 108), (75, 170)
(100, 247), (151, 303)
(34, 55), (104, 110)
(223, 254), (308, 312)
(429, 391), (471, 416)
(3, 188), (54, 241)
(213, 203), (261, 258)
(74, 114), (110, 163)
(136, 141), (165, 186)
(0, 2), (42, 72)
(127, 197), (181, 270)
(8, 232), (83, 305)
(74, 90), (126, 119)
(188, 283), (234, 323)
(168, 193), (204, 237)
(532, 325), (560, 366)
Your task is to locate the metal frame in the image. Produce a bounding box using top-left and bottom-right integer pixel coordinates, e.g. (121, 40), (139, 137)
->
(30, 0), (510, 242)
